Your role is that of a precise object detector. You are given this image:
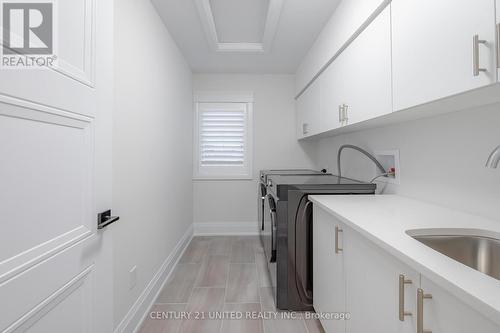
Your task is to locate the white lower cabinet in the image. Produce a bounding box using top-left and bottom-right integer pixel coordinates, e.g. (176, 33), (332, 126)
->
(313, 207), (346, 333)
(420, 276), (499, 333)
(313, 205), (500, 333)
(344, 225), (419, 333)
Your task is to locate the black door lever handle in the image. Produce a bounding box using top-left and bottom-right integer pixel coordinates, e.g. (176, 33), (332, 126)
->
(97, 210), (120, 230)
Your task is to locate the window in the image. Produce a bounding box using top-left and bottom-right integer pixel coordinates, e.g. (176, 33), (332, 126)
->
(194, 92), (253, 179)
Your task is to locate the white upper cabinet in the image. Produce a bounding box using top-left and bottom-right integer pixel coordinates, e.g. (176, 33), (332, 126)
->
(334, 6), (392, 126)
(296, 0), (391, 93)
(298, 5), (392, 139)
(297, 0), (500, 140)
(497, 1), (500, 79)
(392, 0), (497, 111)
(296, 78), (321, 139)
(318, 56), (344, 132)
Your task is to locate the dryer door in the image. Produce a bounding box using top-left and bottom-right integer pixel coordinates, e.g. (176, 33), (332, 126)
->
(294, 195), (314, 308)
(258, 182), (268, 250)
(265, 195), (277, 263)
(258, 183), (267, 231)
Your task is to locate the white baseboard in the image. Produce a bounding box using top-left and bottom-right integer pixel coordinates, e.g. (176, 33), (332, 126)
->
(114, 224), (194, 333)
(193, 222), (260, 236)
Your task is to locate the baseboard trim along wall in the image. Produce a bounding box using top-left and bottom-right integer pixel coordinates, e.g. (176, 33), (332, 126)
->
(193, 222), (260, 236)
(114, 224), (194, 333)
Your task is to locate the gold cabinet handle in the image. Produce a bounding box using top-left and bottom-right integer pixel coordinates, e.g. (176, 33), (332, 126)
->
(473, 34), (487, 76)
(398, 274), (413, 321)
(335, 226), (343, 254)
(417, 288), (433, 333)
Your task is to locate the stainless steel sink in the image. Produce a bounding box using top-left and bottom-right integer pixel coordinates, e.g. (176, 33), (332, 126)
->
(410, 233), (500, 281)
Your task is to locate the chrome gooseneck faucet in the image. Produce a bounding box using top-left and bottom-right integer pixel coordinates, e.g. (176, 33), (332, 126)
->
(486, 145), (500, 168)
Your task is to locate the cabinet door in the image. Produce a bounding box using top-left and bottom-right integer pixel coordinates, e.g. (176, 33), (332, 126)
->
(497, 2), (500, 80)
(392, 0), (497, 111)
(338, 6), (393, 126)
(296, 79), (321, 139)
(313, 207), (346, 333)
(296, 0), (391, 93)
(319, 59), (344, 132)
(319, 6), (392, 131)
(344, 226), (419, 333)
(420, 276), (499, 333)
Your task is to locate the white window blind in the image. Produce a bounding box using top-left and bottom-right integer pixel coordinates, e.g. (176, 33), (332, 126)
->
(194, 96), (253, 179)
(200, 105), (246, 166)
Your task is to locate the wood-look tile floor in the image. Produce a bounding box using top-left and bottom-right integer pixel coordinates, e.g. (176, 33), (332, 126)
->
(139, 236), (325, 333)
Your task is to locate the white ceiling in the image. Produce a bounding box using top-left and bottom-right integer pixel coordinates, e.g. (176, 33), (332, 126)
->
(210, 0), (269, 43)
(151, 0), (341, 74)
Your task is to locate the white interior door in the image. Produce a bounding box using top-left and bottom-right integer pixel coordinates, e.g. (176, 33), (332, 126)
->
(0, 0), (114, 332)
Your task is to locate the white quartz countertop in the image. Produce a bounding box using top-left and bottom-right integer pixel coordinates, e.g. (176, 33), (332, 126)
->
(309, 194), (500, 325)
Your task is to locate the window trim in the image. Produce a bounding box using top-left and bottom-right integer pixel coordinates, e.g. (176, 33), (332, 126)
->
(193, 91), (254, 180)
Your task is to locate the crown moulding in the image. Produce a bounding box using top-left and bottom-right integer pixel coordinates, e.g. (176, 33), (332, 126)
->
(194, 0), (284, 53)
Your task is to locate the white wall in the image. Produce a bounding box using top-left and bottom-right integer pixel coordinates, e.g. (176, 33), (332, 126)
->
(313, 104), (500, 221)
(193, 74), (317, 228)
(113, 0), (193, 328)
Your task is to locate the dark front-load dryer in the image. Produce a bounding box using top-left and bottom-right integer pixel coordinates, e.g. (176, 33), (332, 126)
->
(258, 169), (328, 263)
(265, 175), (376, 311)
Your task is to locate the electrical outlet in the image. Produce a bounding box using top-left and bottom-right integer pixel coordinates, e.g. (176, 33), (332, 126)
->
(129, 266), (137, 290)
